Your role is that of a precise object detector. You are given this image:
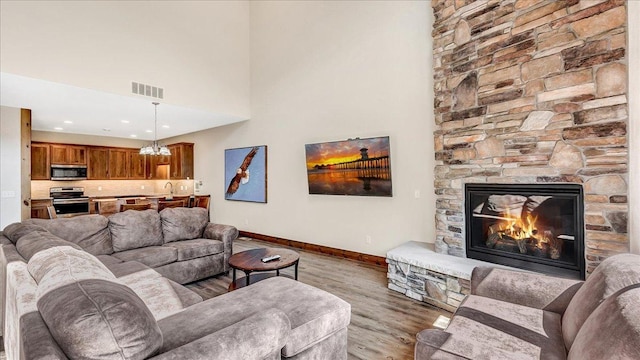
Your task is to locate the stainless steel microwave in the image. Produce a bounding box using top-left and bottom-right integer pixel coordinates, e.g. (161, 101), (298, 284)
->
(50, 165), (87, 180)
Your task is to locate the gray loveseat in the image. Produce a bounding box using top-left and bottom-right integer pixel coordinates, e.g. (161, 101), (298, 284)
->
(1, 209), (351, 360)
(415, 253), (640, 359)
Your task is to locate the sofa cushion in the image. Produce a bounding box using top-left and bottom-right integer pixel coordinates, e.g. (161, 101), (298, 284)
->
(28, 246), (162, 360)
(16, 231), (83, 261)
(25, 215), (113, 255)
(2, 222), (49, 244)
(96, 254), (125, 267)
(109, 209), (164, 252)
(562, 253), (640, 350)
(160, 207), (209, 243)
(157, 277), (350, 357)
(164, 238), (224, 261)
(567, 285), (640, 360)
(425, 294), (565, 360)
(118, 268), (185, 320)
(113, 246), (178, 268)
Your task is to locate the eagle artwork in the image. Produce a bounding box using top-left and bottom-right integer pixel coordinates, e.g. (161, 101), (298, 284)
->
(225, 146), (260, 199)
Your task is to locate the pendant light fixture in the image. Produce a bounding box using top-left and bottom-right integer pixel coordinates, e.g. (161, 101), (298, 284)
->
(140, 102), (171, 156)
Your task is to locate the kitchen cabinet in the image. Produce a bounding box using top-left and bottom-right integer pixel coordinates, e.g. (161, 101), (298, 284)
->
(50, 144), (86, 164)
(108, 149), (129, 179)
(31, 198), (53, 219)
(31, 143), (50, 180)
(169, 143), (194, 179)
(87, 147), (109, 179)
(128, 150), (147, 179)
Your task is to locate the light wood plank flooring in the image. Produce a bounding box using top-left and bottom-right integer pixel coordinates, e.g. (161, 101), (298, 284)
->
(186, 237), (451, 360)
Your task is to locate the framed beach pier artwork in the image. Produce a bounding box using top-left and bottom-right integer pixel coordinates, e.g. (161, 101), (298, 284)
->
(224, 145), (267, 203)
(305, 136), (392, 197)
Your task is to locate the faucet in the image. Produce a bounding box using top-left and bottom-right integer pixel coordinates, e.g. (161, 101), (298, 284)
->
(164, 182), (174, 196)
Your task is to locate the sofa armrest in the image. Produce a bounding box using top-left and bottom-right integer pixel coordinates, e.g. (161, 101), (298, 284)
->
(203, 223), (238, 272)
(152, 308), (290, 360)
(415, 329), (470, 360)
(471, 267), (583, 314)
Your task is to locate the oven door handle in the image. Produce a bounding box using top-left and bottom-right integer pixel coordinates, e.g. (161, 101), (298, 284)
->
(53, 199), (89, 205)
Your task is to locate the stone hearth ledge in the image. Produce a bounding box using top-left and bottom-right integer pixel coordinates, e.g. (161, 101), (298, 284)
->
(386, 241), (517, 312)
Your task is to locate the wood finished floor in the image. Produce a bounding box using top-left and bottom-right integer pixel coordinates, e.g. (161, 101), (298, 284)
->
(186, 237), (451, 360)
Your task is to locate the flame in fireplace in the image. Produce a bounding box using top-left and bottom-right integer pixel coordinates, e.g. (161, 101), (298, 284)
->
(488, 208), (538, 241)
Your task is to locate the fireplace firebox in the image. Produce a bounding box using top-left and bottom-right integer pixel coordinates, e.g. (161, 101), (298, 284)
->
(465, 183), (585, 280)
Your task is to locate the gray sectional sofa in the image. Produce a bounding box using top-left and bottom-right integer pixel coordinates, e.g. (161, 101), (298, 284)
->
(0, 208), (351, 360)
(415, 253), (640, 360)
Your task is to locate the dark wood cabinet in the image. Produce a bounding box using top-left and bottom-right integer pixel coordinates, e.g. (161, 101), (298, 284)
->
(50, 144), (86, 164)
(128, 150), (147, 179)
(31, 143), (50, 180)
(31, 198), (52, 219)
(32, 142), (193, 181)
(87, 147), (109, 179)
(169, 143), (194, 179)
(108, 149), (129, 179)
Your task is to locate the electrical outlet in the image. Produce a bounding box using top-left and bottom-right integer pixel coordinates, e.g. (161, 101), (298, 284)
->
(414, 190), (421, 198)
(365, 235), (372, 244)
(244, 219), (250, 226)
(141, 185), (145, 190)
(98, 186), (102, 191)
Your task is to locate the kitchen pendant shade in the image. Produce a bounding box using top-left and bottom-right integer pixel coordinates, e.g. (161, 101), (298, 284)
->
(140, 102), (171, 156)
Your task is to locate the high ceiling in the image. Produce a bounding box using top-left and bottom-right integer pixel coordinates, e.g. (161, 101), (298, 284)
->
(0, 73), (246, 141)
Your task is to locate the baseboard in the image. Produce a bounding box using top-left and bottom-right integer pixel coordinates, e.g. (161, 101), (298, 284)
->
(239, 231), (387, 268)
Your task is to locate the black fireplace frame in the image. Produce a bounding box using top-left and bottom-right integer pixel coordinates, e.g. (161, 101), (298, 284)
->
(465, 183), (585, 280)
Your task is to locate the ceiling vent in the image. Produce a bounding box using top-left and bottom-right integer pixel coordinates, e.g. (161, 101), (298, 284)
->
(131, 82), (164, 99)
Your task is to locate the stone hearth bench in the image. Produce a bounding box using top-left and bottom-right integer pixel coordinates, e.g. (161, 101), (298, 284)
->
(386, 241), (511, 312)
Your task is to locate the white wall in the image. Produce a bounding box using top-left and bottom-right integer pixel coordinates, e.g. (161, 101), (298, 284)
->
(0, 106), (22, 229)
(0, 1), (250, 118)
(629, 2), (639, 254)
(167, 1), (434, 257)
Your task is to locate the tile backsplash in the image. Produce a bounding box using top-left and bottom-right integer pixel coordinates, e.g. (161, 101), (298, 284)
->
(32, 180), (195, 199)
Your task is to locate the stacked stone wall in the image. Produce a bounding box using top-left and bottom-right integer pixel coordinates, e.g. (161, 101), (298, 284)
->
(432, 0), (629, 274)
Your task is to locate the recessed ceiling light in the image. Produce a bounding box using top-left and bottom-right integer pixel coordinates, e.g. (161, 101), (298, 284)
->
(63, 120), (73, 124)
(145, 130), (153, 133)
(54, 127), (63, 131)
(130, 134), (137, 138)
(162, 125), (170, 128)
(121, 120), (130, 124)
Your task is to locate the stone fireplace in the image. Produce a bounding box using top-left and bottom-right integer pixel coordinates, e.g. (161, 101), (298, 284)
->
(465, 183), (585, 279)
(432, 0), (629, 275)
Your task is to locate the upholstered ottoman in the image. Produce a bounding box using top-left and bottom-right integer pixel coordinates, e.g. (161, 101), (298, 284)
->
(158, 276), (351, 359)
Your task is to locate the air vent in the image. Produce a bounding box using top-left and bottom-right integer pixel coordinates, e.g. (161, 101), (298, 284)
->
(131, 82), (164, 99)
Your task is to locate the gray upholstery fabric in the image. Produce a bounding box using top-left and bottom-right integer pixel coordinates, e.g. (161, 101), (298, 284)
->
(160, 207), (209, 243)
(562, 253), (640, 350)
(96, 254), (125, 266)
(203, 223), (238, 272)
(472, 267), (583, 314)
(568, 285), (640, 360)
(37, 279), (162, 360)
(113, 246), (178, 268)
(167, 279), (203, 307)
(118, 268), (185, 320)
(428, 294), (566, 359)
(286, 327), (348, 360)
(107, 260), (153, 278)
(109, 209), (164, 252)
(25, 215), (113, 255)
(154, 253), (224, 285)
(16, 231), (83, 261)
(158, 277), (350, 357)
(163, 238), (223, 261)
(2, 223), (49, 244)
(20, 311), (69, 360)
(152, 308), (290, 360)
(415, 330), (469, 360)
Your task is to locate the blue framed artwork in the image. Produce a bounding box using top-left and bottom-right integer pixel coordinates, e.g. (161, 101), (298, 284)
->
(224, 145), (267, 203)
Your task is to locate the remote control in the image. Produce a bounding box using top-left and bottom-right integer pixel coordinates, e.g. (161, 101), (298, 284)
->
(261, 255), (281, 263)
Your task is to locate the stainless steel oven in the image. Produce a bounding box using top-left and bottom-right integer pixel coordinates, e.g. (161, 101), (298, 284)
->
(50, 187), (90, 216)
